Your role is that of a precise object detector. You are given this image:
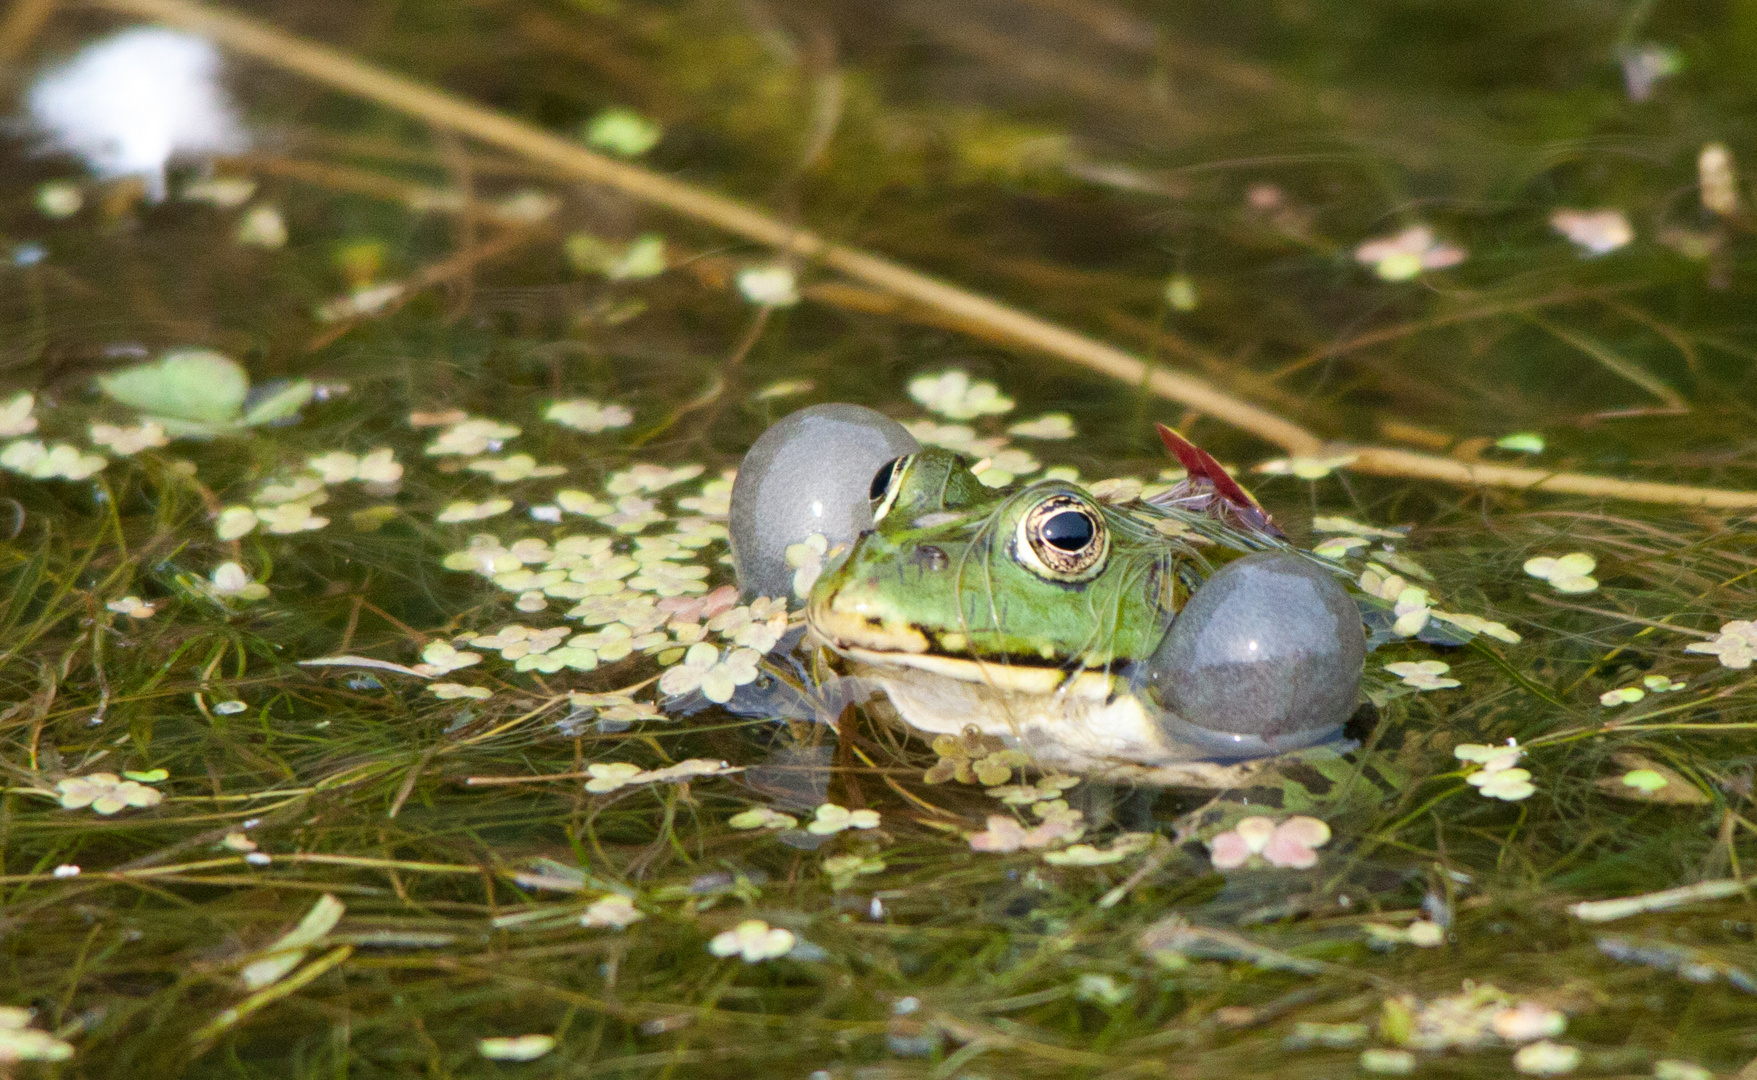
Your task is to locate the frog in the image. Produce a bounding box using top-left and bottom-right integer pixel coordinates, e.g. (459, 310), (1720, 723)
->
(804, 427), (1371, 790)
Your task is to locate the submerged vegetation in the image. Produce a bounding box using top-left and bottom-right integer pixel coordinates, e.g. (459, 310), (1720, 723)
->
(1, 0), (1757, 1076)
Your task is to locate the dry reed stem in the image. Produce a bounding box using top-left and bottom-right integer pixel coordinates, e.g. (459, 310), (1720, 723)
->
(84, 0), (1757, 509)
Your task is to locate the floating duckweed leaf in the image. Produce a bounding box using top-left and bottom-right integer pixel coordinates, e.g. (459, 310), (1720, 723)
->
(1623, 770), (1665, 791)
(485, 190), (559, 225)
(1043, 833), (1155, 866)
(1683, 620), (1757, 669)
(564, 232), (666, 280)
(908, 370), (1014, 419)
(806, 803), (880, 835)
(307, 448), (401, 485)
(1006, 413), (1076, 439)
(466, 454), (566, 482)
(1209, 815), (1331, 870)
(1164, 273), (1198, 311)
(1597, 754), (1707, 805)
(729, 807), (798, 830)
(57, 772), (162, 814)
(437, 498), (514, 523)
(677, 471), (736, 517)
(971, 447), (1040, 487)
(735, 264), (799, 307)
(426, 418), (520, 456)
(478, 1035), (555, 1062)
(205, 561), (269, 601)
(0, 1007), (72, 1061)
(1512, 1040), (1580, 1076)
(1365, 920), (1445, 948)
(1088, 477), (1144, 503)
(105, 596), (156, 619)
(1385, 660), (1459, 690)
(584, 763), (644, 793)
(0, 440), (107, 480)
(35, 180), (82, 219)
(899, 420), (998, 459)
(1354, 225), (1466, 280)
(579, 894), (643, 929)
(254, 476), (324, 506)
(1283, 1022), (1370, 1050)
(215, 506), (257, 540)
(602, 496), (666, 533)
(784, 534), (828, 598)
(241, 894), (345, 990)
(408, 408), (467, 428)
(182, 176), (256, 207)
(546, 398), (634, 432)
(1524, 553), (1598, 594)
(822, 854), (885, 890)
(415, 642), (481, 676)
(255, 502), (329, 534)
(429, 683), (492, 700)
(1496, 432), (1547, 453)
(1430, 611), (1522, 644)
(235, 204), (288, 249)
(753, 379), (814, 400)
(122, 769), (168, 782)
(582, 107), (662, 156)
(1360, 1049), (1417, 1074)
(606, 463), (705, 495)
(0, 392), (38, 437)
(925, 729), (1029, 786)
(584, 758), (735, 793)
(1468, 767), (1536, 801)
(1313, 516), (1408, 538)
(89, 420), (168, 454)
(709, 919), (795, 962)
(1700, 143), (1739, 216)
(1254, 453), (1357, 479)
(968, 812), (1081, 853)
(349, 505), (399, 531)
(1313, 536), (1369, 559)
(657, 642), (759, 700)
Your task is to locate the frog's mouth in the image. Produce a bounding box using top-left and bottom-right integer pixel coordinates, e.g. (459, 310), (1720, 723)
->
(806, 587), (1115, 697)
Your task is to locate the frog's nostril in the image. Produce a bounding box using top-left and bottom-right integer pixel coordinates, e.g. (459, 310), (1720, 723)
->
(910, 545), (950, 572)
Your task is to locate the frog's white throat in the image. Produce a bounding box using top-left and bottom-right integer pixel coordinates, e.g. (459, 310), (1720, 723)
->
(827, 643), (1343, 782)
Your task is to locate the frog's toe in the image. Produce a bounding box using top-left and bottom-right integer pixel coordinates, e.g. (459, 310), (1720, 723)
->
(729, 403), (920, 600)
(1145, 551), (1366, 757)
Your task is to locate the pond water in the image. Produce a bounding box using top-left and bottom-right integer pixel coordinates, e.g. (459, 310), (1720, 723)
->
(1, 0), (1756, 1076)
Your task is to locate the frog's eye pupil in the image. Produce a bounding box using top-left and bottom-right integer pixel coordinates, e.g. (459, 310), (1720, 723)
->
(1041, 510), (1095, 552)
(869, 458), (901, 502)
(1016, 493), (1109, 581)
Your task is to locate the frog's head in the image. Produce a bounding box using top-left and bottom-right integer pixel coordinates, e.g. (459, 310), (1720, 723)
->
(807, 449), (1192, 690)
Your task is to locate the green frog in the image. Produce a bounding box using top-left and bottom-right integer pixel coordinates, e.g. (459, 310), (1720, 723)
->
(805, 430), (1371, 789)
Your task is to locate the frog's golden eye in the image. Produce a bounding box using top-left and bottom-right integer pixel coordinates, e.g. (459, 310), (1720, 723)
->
(1015, 493), (1108, 582)
(869, 455), (910, 524)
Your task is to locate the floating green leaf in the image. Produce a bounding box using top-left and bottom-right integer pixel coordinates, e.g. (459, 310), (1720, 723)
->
(96, 350), (311, 437)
